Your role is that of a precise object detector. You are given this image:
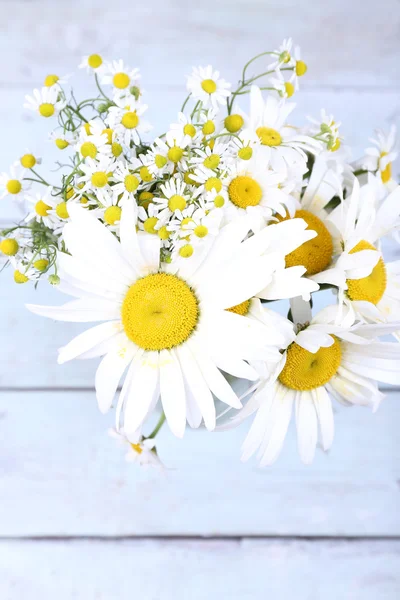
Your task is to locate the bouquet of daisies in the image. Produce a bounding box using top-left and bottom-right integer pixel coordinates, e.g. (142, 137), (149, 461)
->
(1, 40), (400, 468)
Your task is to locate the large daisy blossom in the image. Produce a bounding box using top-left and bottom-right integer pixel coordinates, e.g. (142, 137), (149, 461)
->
(27, 203), (315, 438)
(220, 304), (400, 465)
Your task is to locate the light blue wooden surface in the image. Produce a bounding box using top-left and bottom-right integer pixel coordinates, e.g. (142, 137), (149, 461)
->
(0, 0), (399, 598)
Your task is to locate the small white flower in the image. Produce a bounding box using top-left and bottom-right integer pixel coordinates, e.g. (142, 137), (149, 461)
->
(76, 156), (116, 204)
(108, 428), (165, 469)
(0, 163), (29, 200)
(268, 38), (295, 70)
(187, 65), (231, 110)
(101, 60), (141, 97)
(24, 87), (66, 118)
(153, 176), (191, 221)
(105, 97), (150, 146)
(79, 53), (105, 73)
(362, 126), (397, 184)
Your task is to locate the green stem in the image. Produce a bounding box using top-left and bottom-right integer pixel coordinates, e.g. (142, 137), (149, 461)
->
(94, 73), (111, 102)
(67, 104), (88, 123)
(29, 169), (51, 186)
(241, 51), (276, 82)
(147, 411), (166, 439)
(181, 93), (191, 112)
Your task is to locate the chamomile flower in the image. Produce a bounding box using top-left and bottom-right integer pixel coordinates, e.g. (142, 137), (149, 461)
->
(112, 164), (140, 205)
(153, 176), (191, 221)
(19, 150), (41, 170)
(79, 54), (104, 73)
(50, 130), (75, 150)
(221, 158), (294, 230)
(268, 38), (294, 70)
(190, 141), (233, 172)
(0, 163), (29, 200)
(76, 126), (111, 161)
(27, 203), (317, 436)
(77, 155), (116, 204)
(170, 112), (200, 142)
(105, 97), (150, 146)
(221, 304), (400, 465)
(24, 86), (66, 118)
(42, 73), (70, 88)
(308, 110), (342, 152)
(362, 126), (398, 185)
(25, 187), (68, 230)
(108, 428), (165, 469)
(101, 60), (140, 96)
(244, 86), (320, 174)
(10, 255), (39, 284)
(269, 70), (297, 99)
(187, 66), (231, 110)
(151, 132), (191, 172)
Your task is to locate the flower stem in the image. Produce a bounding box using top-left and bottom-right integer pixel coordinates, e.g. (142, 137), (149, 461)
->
(147, 411), (166, 439)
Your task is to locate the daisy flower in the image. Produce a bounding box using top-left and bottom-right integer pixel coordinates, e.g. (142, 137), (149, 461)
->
(190, 141), (233, 172)
(0, 163), (29, 200)
(24, 187), (60, 229)
(105, 97), (150, 146)
(268, 38), (295, 70)
(244, 86), (320, 174)
(111, 164), (140, 205)
(79, 54), (104, 73)
(75, 122), (111, 160)
(19, 150), (41, 170)
(10, 255), (39, 284)
(361, 126), (397, 185)
(221, 304), (400, 465)
(24, 86), (66, 118)
(153, 176), (191, 221)
(150, 131), (191, 173)
(220, 157), (294, 230)
(170, 112), (200, 143)
(328, 180), (400, 328)
(76, 156), (116, 204)
(187, 65), (231, 110)
(108, 428), (164, 469)
(42, 73), (70, 89)
(27, 203), (316, 437)
(101, 60), (140, 96)
(50, 130), (76, 150)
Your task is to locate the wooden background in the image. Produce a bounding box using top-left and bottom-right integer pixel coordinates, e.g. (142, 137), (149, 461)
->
(1, 0), (400, 597)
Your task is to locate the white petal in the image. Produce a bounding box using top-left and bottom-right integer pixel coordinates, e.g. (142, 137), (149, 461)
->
(124, 351), (160, 434)
(312, 387), (334, 451)
(95, 346), (135, 413)
(296, 391), (318, 464)
(159, 349), (186, 438)
(58, 321), (121, 364)
(27, 298), (120, 323)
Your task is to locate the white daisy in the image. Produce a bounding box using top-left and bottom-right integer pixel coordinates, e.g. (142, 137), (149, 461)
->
(76, 156), (116, 205)
(108, 428), (164, 469)
(24, 187), (60, 229)
(187, 65), (231, 110)
(101, 60), (140, 96)
(112, 164), (140, 206)
(268, 38), (295, 70)
(24, 86), (66, 118)
(27, 203), (316, 437)
(153, 176), (191, 221)
(244, 86), (320, 174)
(0, 163), (29, 200)
(105, 97), (150, 146)
(79, 53), (104, 73)
(50, 130), (76, 151)
(361, 126), (397, 185)
(221, 304), (400, 465)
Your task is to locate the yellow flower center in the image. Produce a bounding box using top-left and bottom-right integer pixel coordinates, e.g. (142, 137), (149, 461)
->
(183, 124), (196, 137)
(227, 299), (251, 316)
(279, 337), (342, 391)
(35, 200), (51, 217)
(168, 194), (187, 212)
(112, 142), (123, 157)
(295, 60), (308, 76)
(139, 191), (153, 208)
(155, 154), (167, 169)
(83, 123), (91, 135)
(102, 128), (113, 144)
(20, 153), (36, 168)
(224, 114), (244, 133)
(205, 177), (222, 193)
(201, 79), (217, 94)
(39, 103), (55, 118)
(285, 82), (295, 97)
(256, 127), (282, 146)
(167, 147), (184, 163)
(66, 186), (75, 200)
(238, 147), (253, 161)
(130, 443), (143, 454)
(179, 244), (194, 258)
(139, 166), (152, 182)
(194, 225), (208, 238)
(6, 180), (22, 195)
(55, 138), (69, 149)
(228, 175), (262, 209)
(14, 270), (29, 284)
(124, 174), (139, 192)
(346, 240), (387, 305)
(278, 210), (333, 276)
(203, 154), (220, 169)
(91, 171), (108, 188)
(56, 202), (69, 219)
(121, 111), (139, 129)
(33, 259), (49, 272)
(0, 238), (19, 256)
(44, 74), (59, 87)
(158, 226), (170, 240)
(380, 154), (392, 183)
(113, 72), (130, 89)
(104, 206), (122, 225)
(88, 54), (103, 69)
(121, 273), (199, 351)
(143, 217), (158, 234)
(80, 142), (98, 159)
(202, 120), (215, 135)
(214, 195), (225, 208)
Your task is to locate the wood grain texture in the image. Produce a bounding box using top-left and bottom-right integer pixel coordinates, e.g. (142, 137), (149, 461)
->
(1, 539), (399, 600)
(1, 389), (399, 537)
(1, 0), (399, 88)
